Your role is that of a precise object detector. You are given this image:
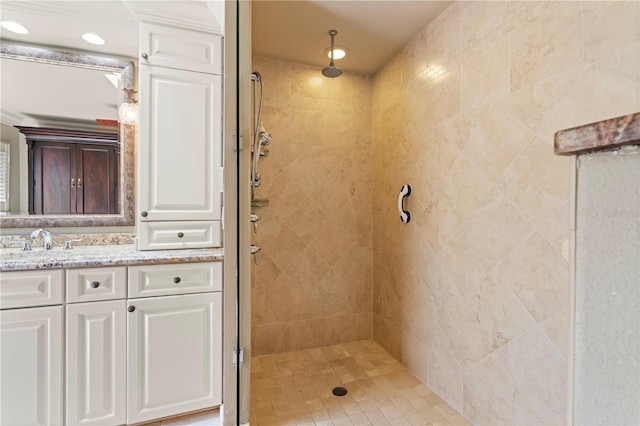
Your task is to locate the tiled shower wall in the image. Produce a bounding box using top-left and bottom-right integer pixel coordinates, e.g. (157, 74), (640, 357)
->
(372, 1), (640, 424)
(251, 57), (374, 356)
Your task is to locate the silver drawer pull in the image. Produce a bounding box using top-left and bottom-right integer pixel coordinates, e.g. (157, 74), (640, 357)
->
(91, 281), (100, 289)
(173, 277), (181, 284)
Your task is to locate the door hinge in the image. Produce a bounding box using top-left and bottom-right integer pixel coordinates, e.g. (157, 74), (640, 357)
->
(233, 346), (244, 368)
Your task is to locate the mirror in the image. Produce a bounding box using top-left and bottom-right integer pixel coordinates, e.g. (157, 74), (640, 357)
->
(0, 42), (136, 228)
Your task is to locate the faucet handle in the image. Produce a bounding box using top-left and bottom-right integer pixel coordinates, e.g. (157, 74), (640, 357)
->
(30, 228), (44, 239)
(63, 239), (83, 250)
(11, 238), (32, 251)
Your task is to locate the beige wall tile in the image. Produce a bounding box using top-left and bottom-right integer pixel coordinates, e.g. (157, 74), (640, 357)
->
(439, 271), (536, 366)
(497, 137), (570, 227)
(465, 105), (535, 183)
(463, 189), (534, 266)
(540, 307), (571, 362)
(252, 56), (373, 355)
(583, 0), (640, 81)
(504, 328), (568, 420)
(497, 232), (569, 323)
(426, 325), (463, 412)
(461, 37), (509, 113)
(509, 2), (582, 90)
(292, 63), (325, 99)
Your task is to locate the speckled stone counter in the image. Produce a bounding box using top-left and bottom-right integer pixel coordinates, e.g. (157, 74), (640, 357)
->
(555, 112), (640, 155)
(0, 245), (224, 272)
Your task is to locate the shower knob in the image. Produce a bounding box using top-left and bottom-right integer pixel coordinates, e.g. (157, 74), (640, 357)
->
(251, 214), (261, 233)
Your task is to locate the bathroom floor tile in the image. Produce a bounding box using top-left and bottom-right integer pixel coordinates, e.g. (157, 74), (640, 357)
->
(250, 340), (465, 425)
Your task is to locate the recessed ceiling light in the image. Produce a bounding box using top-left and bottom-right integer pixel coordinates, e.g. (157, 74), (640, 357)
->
(325, 46), (348, 60)
(1, 21), (29, 35)
(82, 33), (105, 45)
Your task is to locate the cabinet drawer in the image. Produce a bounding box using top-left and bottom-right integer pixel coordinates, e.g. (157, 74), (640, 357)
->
(66, 267), (127, 303)
(138, 221), (221, 250)
(0, 269), (64, 309)
(140, 23), (222, 74)
(128, 262), (222, 298)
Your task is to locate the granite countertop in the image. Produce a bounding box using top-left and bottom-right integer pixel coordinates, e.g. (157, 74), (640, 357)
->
(0, 244), (224, 272)
(555, 112), (640, 155)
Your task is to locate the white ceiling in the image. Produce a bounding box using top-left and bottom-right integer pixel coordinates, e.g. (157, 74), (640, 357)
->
(252, 0), (452, 74)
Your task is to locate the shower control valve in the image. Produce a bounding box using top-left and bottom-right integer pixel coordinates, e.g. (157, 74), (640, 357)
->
(251, 214), (261, 233)
(251, 245), (261, 265)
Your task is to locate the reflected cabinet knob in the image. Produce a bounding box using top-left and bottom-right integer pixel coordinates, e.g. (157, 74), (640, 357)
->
(141, 211), (148, 217)
(91, 281), (100, 288)
(141, 53), (148, 60)
(128, 306), (135, 312)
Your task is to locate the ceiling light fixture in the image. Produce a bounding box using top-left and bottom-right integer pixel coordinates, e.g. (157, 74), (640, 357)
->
(325, 46), (347, 60)
(1, 21), (29, 34)
(82, 33), (105, 45)
(321, 29), (343, 79)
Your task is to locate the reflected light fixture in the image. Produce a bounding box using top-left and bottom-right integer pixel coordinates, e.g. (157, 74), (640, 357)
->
(119, 89), (138, 125)
(1, 21), (29, 34)
(82, 32), (105, 45)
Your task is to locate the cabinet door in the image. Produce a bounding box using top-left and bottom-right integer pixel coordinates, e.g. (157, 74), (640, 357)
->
(140, 23), (222, 74)
(76, 144), (118, 214)
(66, 300), (126, 426)
(31, 141), (75, 214)
(127, 292), (222, 424)
(0, 306), (63, 425)
(138, 65), (223, 222)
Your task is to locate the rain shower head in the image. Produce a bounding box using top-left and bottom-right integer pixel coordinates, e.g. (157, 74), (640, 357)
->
(322, 29), (343, 79)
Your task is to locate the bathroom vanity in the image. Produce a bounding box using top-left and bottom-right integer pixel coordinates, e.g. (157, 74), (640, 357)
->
(0, 246), (223, 425)
(0, 1), (230, 424)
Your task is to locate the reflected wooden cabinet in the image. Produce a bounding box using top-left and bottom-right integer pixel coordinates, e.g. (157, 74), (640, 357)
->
(17, 126), (119, 215)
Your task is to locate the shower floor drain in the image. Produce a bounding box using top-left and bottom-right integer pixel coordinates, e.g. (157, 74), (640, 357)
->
(332, 386), (348, 397)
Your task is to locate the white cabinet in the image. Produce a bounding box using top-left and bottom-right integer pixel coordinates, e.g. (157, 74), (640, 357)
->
(137, 24), (223, 251)
(1, 261), (222, 425)
(0, 305), (63, 425)
(127, 292), (222, 424)
(66, 301), (126, 426)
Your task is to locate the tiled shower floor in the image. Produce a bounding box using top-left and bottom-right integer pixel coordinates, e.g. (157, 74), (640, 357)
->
(250, 340), (469, 425)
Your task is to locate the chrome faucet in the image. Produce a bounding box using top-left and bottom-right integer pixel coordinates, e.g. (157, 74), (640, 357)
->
(30, 228), (53, 250)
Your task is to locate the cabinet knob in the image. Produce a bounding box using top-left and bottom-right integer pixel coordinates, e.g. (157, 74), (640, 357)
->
(91, 281), (100, 288)
(141, 52), (148, 60)
(177, 232), (184, 238)
(128, 306), (136, 312)
(141, 211), (148, 217)
(173, 277), (181, 284)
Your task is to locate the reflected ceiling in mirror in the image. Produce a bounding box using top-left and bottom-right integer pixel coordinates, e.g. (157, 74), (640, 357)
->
(0, 43), (136, 228)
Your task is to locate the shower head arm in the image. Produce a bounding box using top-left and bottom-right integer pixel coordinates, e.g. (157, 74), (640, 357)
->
(329, 29), (337, 66)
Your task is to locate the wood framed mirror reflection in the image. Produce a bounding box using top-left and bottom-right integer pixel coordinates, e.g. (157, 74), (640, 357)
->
(0, 42), (135, 228)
